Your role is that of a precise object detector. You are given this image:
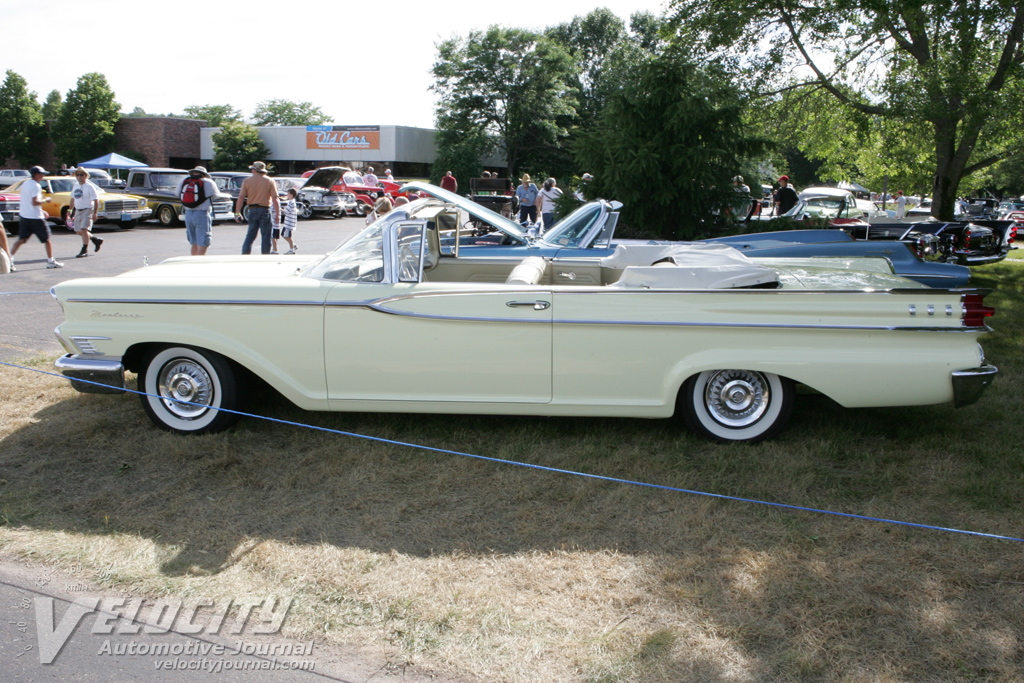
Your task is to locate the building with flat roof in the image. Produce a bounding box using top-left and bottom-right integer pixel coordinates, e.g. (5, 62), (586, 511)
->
(199, 124), (505, 177)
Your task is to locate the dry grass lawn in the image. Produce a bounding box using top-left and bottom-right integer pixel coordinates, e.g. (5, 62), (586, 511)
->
(1, 258), (1023, 681)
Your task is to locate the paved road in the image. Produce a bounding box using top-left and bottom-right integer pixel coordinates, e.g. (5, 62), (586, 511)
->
(0, 216), (363, 362)
(0, 215), (469, 681)
(0, 557), (463, 682)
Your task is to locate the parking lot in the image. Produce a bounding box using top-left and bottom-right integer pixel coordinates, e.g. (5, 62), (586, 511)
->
(0, 216), (363, 361)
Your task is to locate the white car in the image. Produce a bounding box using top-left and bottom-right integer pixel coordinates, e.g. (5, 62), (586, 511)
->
(0, 169), (30, 188)
(51, 185), (998, 443)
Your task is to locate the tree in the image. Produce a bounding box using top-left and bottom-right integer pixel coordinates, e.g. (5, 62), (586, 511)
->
(432, 26), (578, 179)
(575, 51), (771, 239)
(251, 100), (329, 126)
(670, 0), (1024, 219)
(0, 70), (44, 166)
(210, 121), (271, 171)
(42, 89), (63, 121)
(183, 104), (244, 127)
(546, 9), (628, 129)
(51, 73), (120, 164)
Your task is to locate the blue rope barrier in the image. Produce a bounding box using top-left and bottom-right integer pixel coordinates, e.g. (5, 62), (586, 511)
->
(2, 358), (1021, 544)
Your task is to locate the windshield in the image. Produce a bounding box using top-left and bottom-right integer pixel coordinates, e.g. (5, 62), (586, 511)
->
(342, 173), (364, 185)
(541, 203), (603, 247)
(786, 197), (848, 219)
(48, 179), (76, 193)
(151, 173), (188, 191)
(305, 223), (385, 282)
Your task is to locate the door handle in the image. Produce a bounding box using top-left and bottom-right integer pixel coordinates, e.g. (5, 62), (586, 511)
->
(506, 300), (551, 310)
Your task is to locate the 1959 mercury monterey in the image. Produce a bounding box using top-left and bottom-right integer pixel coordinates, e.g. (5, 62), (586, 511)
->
(51, 186), (998, 442)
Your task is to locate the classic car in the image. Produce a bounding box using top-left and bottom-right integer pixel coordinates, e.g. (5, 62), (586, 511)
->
(385, 182), (972, 289)
(209, 172), (289, 220)
(754, 186), (1014, 266)
(6, 176), (151, 229)
(0, 169), (30, 188)
(0, 189), (18, 232)
(80, 168), (126, 189)
(52, 190), (997, 443)
(299, 168), (420, 215)
(122, 167), (235, 226)
(296, 167), (359, 219)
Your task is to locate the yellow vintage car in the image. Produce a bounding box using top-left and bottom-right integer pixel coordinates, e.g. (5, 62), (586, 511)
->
(7, 176), (151, 229)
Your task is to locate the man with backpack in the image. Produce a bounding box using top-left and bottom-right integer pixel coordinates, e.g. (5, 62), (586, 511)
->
(177, 166), (221, 255)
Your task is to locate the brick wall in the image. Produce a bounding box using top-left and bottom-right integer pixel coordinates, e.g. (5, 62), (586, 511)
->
(115, 117), (206, 167)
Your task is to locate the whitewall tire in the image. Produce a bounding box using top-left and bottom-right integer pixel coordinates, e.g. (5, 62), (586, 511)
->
(681, 370), (794, 443)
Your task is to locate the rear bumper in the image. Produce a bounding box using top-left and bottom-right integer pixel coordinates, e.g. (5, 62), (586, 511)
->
(952, 365), (998, 407)
(54, 354), (126, 394)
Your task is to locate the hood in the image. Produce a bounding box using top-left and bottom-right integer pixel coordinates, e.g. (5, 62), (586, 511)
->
(53, 256), (328, 306)
(304, 167), (348, 190)
(404, 180), (527, 241)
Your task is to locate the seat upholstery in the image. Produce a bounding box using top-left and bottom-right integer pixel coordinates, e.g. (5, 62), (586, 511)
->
(505, 256), (548, 285)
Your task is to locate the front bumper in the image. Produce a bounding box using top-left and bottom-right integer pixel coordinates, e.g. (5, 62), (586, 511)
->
(97, 208), (152, 222)
(951, 365), (998, 407)
(54, 354), (126, 394)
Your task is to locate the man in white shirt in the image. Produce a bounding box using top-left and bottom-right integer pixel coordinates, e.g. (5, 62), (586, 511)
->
(10, 166), (62, 268)
(895, 190), (907, 220)
(70, 168), (103, 257)
(362, 166), (379, 187)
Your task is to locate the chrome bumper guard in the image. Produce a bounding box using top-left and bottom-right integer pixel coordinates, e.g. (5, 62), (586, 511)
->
(951, 365), (998, 408)
(54, 354), (126, 394)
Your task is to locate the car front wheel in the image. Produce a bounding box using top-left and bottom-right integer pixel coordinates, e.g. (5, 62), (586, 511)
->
(138, 346), (242, 434)
(681, 370), (794, 443)
(353, 202), (367, 217)
(157, 205), (179, 226)
(297, 201), (312, 219)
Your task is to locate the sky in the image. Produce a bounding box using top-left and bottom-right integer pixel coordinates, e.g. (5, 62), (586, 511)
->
(2, 0), (669, 130)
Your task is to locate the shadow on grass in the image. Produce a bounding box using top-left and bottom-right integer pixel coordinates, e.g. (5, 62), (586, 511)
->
(1, 264), (1023, 679)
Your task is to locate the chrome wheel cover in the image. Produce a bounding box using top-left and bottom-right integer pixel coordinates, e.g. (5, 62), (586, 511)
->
(157, 359), (215, 420)
(703, 370), (770, 428)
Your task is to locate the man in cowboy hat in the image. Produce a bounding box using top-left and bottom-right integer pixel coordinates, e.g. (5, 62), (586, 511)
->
(177, 166), (222, 255)
(236, 161), (281, 255)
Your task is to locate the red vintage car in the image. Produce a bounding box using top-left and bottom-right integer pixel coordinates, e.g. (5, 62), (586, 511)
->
(300, 168), (421, 216)
(1, 189), (19, 234)
(300, 168), (380, 216)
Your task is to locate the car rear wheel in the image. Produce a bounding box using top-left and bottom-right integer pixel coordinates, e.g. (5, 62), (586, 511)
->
(157, 205), (179, 226)
(138, 346), (242, 434)
(681, 370), (794, 443)
(298, 201), (312, 220)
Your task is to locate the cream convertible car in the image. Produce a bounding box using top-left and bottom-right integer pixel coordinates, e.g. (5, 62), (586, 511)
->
(51, 192), (998, 442)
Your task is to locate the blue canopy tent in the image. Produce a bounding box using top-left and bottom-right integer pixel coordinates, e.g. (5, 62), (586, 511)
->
(77, 153), (147, 186)
(77, 153), (147, 170)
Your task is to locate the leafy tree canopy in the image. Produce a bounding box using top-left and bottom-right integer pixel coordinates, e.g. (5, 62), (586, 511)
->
(210, 121), (271, 171)
(51, 72), (120, 165)
(669, 0), (1024, 218)
(432, 26), (578, 179)
(0, 70), (44, 166)
(42, 89), (63, 122)
(183, 104), (244, 127)
(251, 99), (329, 127)
(576, 50), (771, 239)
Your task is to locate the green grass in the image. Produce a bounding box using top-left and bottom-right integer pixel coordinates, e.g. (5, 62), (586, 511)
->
(1, 261), (1023, 681)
